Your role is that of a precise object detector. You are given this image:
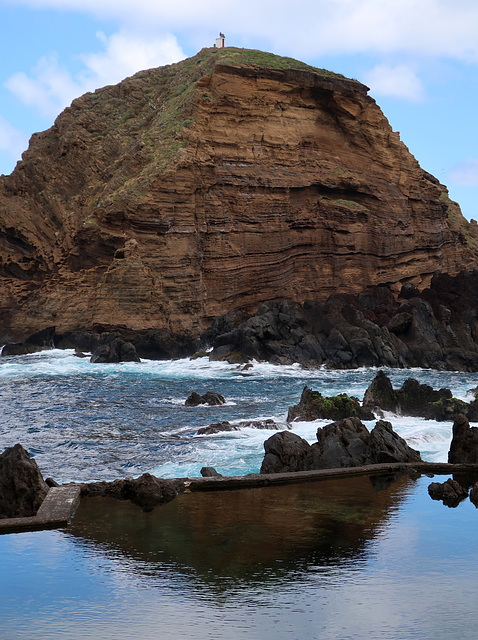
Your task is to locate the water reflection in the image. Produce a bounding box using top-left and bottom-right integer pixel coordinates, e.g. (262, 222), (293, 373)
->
(3, 474), (478, 640)
(68, 474), (415, 591)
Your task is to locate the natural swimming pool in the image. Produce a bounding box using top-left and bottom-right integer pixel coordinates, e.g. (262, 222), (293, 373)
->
(2, 473), (477, 640)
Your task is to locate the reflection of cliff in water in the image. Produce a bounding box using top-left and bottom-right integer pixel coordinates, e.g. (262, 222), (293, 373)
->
(67, 473), (417, 593)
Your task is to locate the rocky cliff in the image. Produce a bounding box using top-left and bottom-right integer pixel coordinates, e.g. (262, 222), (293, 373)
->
(0, 47), (476, 342)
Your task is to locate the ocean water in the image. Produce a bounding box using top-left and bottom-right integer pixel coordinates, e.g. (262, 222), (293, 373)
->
(1, 348), (478, 482)
(3, 351), (478, 640)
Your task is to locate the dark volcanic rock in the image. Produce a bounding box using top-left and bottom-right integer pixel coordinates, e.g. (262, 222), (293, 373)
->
(310, 417), (370, 468)
(1, 327), (56, 357)
(260, 431), (311, 474)
(197, 419), (280, 435)
(197, 421), (239, 435)
(287, 386), (374, 422)
(470, 482), (478, 507)
(260, 418), (421, 474)
(363, 370), (398, 413)
(396, 378), (452, 417)
(90, 337), (140, 363)
(205, 271), (478, 372)
(428, 478), (468, 507)
(0, 444), (49, 518)
(363, 372), (473, 421)
(81, 473), (180, 511)
(185, 391), (226, 406)
(200, 467), (223, 477)
(367, 420), (421, 464)
(448, 414), (478, 464)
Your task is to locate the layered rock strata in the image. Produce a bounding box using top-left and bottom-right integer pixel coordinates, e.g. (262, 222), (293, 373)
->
(0, 47), (476, 343)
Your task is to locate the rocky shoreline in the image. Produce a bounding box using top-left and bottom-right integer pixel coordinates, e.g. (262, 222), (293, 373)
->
(4, 270), (478, 373)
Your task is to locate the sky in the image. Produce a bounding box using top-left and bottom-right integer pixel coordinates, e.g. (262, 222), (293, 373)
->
(0, 0), (477, 220)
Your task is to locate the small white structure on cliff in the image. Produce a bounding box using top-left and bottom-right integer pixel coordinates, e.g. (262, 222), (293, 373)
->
(215, 33), (225, 48)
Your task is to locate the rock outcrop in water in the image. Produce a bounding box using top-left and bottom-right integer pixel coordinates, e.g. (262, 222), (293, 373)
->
(0, 46), (477, 347)
(287, 386), (374, 422)
(363, 372), (478, 421)
(448, 414), (478, 464)
(260, 418), (421, 473)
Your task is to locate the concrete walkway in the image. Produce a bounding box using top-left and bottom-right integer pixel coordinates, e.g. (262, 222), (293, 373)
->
(0, 485), (80, 534)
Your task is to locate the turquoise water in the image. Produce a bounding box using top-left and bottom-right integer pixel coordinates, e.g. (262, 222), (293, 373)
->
(1, 474), (478, 640)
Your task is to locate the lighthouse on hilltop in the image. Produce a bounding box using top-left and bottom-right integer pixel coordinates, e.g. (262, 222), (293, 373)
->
(215, 33), (225, 48)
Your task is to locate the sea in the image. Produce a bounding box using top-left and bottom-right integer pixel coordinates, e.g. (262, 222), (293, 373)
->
(2, 349), (478, 640)
(1, 348), (477, 482)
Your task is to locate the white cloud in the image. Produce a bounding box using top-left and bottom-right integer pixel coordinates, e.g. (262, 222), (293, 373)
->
(5, 54), (83, 118)
(363, 64), (425, 102)
(8, 0), (478, 62)
(0, 115), (29, 160)
(79, 31), (184, 87)
(4, 30), (185, 118)
(448, 157), (478, 187)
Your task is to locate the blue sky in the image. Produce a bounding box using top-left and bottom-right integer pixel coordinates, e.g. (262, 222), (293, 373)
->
(1, 0), (477, 220)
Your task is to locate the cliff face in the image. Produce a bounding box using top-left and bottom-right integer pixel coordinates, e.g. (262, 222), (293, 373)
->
(0, 47), (476, 342)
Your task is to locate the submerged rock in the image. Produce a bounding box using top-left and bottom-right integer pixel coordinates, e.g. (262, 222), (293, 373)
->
(0, 444), (49, 518)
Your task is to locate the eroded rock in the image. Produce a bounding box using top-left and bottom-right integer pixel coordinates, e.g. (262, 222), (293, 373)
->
(0, 444), (49, 518)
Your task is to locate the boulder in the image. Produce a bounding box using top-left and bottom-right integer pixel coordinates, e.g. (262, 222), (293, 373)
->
(260, 418), (421, 474)
(367, 420), (421, 464)
(200, 467), (223, 477)
(287, 386), (374, 422)
(0, 444), (49, 518)
(81, 473), (180, 512)
(185, 391), (226, 406)
(448, 414), (478, 463)
(428, 478), (468, 507)
(260, 431), (311, 474)
(90, 338), (141, 363)
(397, 378), (452, 417)
(309, 417), (370, 469)
(363, 370), (398, 413)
